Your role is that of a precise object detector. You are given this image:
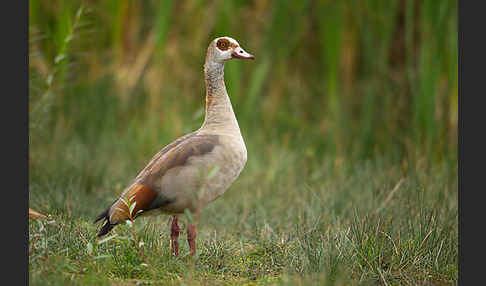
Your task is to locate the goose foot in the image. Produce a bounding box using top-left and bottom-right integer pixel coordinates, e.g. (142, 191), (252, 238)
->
(187, 223), (197, 255)
(170, 216), (180, 256)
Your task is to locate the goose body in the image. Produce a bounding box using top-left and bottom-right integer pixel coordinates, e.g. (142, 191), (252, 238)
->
(94, 36), (254, 255)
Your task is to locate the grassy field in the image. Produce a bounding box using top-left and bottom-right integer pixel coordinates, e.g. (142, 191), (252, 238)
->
(29, 0), (457, 285)
(29, 152), (457, 285)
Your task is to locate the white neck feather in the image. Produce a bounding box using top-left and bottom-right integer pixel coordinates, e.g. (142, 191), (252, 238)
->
(200, 60), (241, 136)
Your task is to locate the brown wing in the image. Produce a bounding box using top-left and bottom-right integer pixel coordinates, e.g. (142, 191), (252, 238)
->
(140, 134), (220, 186)
(95, 183), (162, 237)
(95, 133), (220, 236)
(132, 132), (198, 182)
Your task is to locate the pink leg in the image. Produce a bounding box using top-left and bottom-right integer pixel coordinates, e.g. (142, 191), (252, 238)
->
(187, 223), (197, 255)
(170, 216), (180, 256)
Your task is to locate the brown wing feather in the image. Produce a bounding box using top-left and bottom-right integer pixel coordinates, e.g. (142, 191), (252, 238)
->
(133, 132), (197, 182)
(108, 183), (158, 223)
(141, 134), (220, 186)
(95, 132), (220, 236)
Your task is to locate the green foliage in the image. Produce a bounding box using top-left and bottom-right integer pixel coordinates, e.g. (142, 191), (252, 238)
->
(28, 0), (457, 161)
(29, 0), (457, 285)
(29, 158), (457, 285)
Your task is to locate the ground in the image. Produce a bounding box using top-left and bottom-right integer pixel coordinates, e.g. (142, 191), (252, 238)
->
(29, 155), (457, 285)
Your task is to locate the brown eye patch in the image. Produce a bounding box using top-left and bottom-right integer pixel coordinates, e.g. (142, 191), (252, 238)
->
(216, 38), (230, 51)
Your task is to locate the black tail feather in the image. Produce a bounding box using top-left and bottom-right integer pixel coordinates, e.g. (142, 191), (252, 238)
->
(97, 220), (115, 237)
(94, 207), (110, 224)
(94, 203), (117, 237)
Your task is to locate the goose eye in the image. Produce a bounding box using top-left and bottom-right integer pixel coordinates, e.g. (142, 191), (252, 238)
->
(216, 39), (229, 51)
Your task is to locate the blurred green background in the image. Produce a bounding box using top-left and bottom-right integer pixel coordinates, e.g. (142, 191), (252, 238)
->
(29, 0), (457, 208)
(29, 1), (458, 284)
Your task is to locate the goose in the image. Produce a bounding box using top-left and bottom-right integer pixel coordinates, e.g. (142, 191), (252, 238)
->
(94, 36), (254, 256)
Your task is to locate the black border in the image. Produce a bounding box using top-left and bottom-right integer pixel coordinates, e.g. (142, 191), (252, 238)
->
(8, 0), (28, 284)
(458, 1), (484, 285)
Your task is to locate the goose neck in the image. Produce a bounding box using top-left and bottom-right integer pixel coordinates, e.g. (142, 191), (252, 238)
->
(201, 61), (240, 134)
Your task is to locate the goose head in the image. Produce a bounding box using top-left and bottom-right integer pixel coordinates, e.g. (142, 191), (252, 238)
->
(206, 36), (254, 64)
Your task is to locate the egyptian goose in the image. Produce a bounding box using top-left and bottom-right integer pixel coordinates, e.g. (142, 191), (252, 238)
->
(94, 37), (254, 256)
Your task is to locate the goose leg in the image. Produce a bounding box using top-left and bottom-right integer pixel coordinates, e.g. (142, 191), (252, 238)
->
(187, 223), (197, 255)
(170, 216), (180, 256)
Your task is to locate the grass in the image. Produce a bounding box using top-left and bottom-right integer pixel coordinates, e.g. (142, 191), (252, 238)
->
(29, 0), (457, 285)
(29, 137), (457, 285)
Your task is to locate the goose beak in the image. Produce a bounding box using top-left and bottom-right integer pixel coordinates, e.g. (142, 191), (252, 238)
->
(232, 46), (254, 60)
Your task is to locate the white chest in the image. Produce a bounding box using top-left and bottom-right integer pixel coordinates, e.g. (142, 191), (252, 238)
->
(200, 134), (247, 204)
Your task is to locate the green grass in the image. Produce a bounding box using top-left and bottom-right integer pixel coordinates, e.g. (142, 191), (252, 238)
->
(29, 129), (457, 285)
(29, 0), (457, 285)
